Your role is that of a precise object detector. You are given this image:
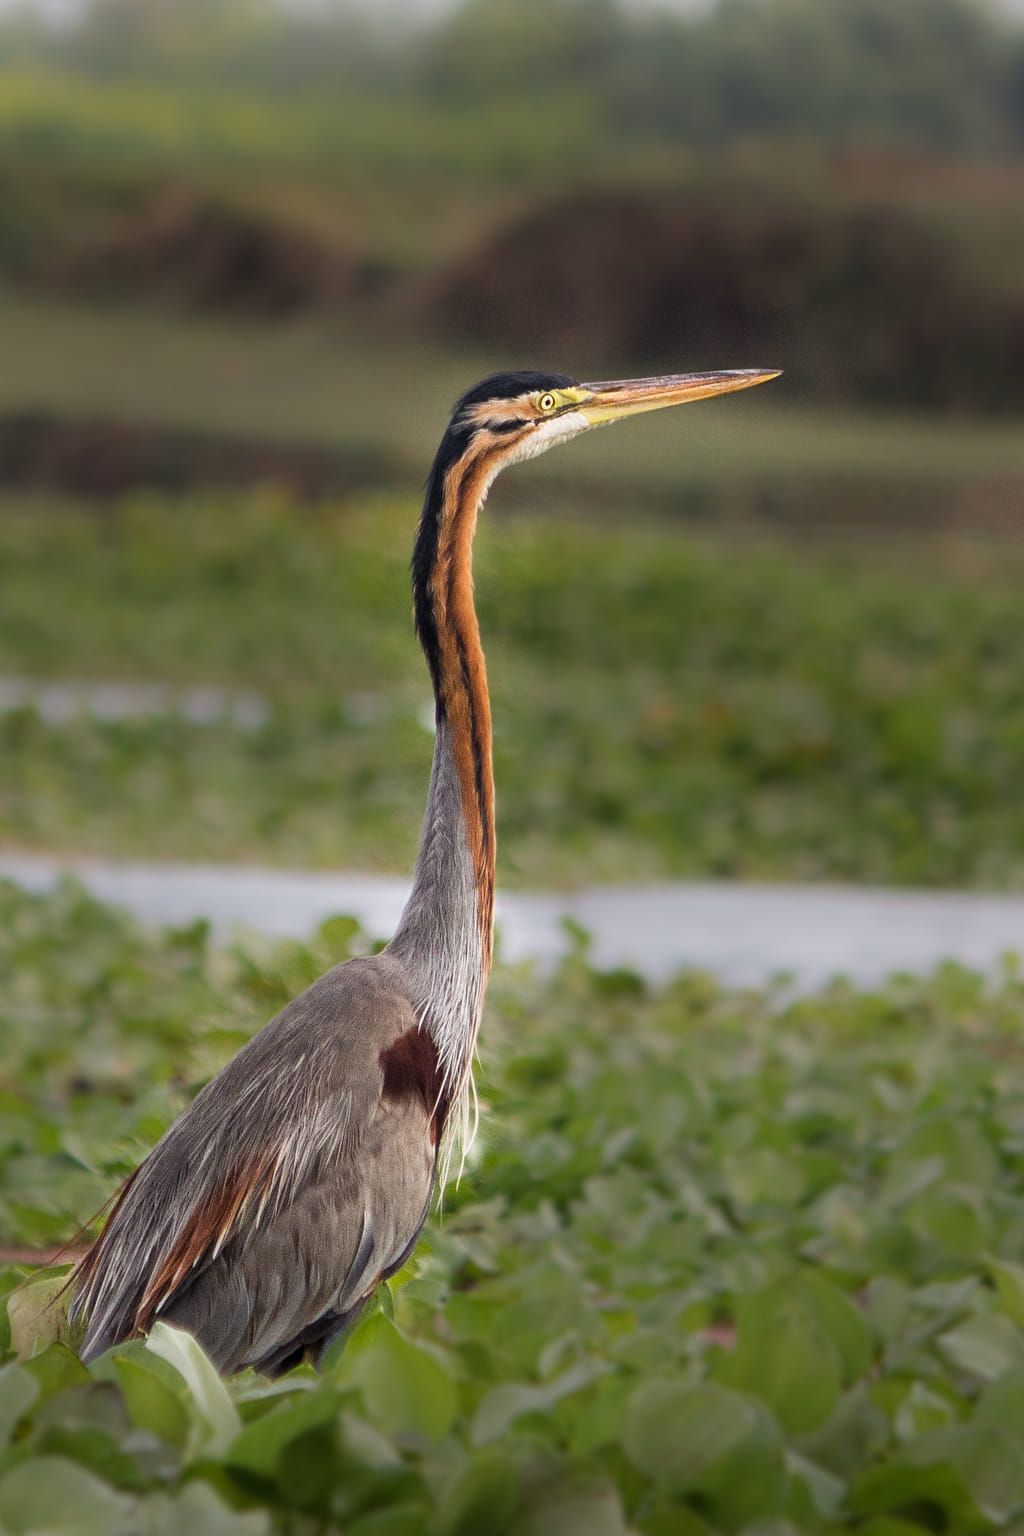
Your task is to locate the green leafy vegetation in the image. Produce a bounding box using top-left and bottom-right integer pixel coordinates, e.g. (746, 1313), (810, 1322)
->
(5, 881), (1024, 1531)
(1, 0), (1022, 169)
(3, 493), (1024, 888)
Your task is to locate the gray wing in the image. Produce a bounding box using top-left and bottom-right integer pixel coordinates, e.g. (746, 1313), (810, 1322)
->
(73, 952), (444, 1374)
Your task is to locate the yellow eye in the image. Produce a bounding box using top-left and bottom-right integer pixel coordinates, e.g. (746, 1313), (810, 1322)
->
(538, 393), (557, 412)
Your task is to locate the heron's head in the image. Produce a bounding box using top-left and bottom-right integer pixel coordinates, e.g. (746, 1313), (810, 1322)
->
(441, 366), (781, 475)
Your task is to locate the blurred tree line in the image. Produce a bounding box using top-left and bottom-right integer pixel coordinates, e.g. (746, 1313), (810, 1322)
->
(1, 0), (1022, 158)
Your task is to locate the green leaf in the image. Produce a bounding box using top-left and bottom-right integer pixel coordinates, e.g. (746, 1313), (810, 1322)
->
(134, 1481), (272, 1535)
(907, 1187), (992, 1261)
(799, 1386), (891, 1479)
(723, 1147), (808, 1207)
(787, 1450), (846, 1517)
(938, 1313), (1024, 1381)
(143, 1321), (242, 1457)
(570, 1375), (632, 1455)
(888, 1116), (997, 1191)
(437, 1453), (521, 1536)
(6, 1269), (78, 1358)
(22, 1341), (89, 1400)
(893, 1381), (958, 1441)
(345, 1507), (433, 1536)
(227, 1387), (349, 1476)
(848, 1460), (979, 1528)
(0, 1362), (38, 1445)
(472, 1358), (610, 1446)
(0, 1454), (132, 1535)
(975, 1362), (1024, 1448)
(864, 1277), (911, 1347)
(511, 1466), (629, 1536)
(717, 1277), (868, 1434)
(988, 1256), (1024, 1329)
(903, 1425), (1024, 1524)
(114, 1355), (191, 1449)
(336, 1313), (458, 1440)
(623, 1380), (761, 1491)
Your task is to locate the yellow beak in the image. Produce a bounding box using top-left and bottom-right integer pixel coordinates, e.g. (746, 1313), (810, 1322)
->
(578, 369), (781, 425)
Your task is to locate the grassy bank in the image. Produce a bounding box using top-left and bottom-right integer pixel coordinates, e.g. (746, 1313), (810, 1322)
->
(5, 883), (1024, 1532)
(3, 493), (1024, 888)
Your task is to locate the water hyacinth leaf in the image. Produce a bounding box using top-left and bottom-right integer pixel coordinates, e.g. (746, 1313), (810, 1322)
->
(436, 1453), (521, 1536)
(7, 1269), (78, 1358)
(893, 1381), (959, 1441)
(854, 1523), (935, 1536)
(723, 1147), (808, 1207)
(0, 1362), (37, 1444)
(987, 1257), (1024, 1328)
(938, 1313), (1024, 1381)
(864, 1277), (911, 1347)
(29, 1420), (141, 1489)
(786, 1450), (846, 1518)
(902, 1424), (1024, 1524)
(114, 1355), (192, 1449)
(472, 1358), (610, 1446)
(974, 1363), (1024, 1447)
(345, 1506), (436, 1536)
(888, 1117), (998, 1191)
(0, 1454), (133, 1536)
(622, 1380), (759, 1490)
(798, 1386), (891, 1479)
(848, 1460), (981, 1528)
(337, 1313), (457, 1439)
(144, 1321), (241, 1457)
(732, 1311), (841, 1433)
(139, 1480), (273, 1535)
(906, 1187), (992, 1262)
(22, 1341), (90, 1400)
(226, 1387), (350, 1477)
(570, 1375), (633, 1455)
(634, 1507), (714, 1536)
(511, 1466), (629, 1536)
(740, 1275), (873, 1385)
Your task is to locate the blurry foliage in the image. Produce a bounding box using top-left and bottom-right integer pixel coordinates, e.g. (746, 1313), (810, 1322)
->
(0, 0), (1021, 164)
(1, 1), (1023, 411)
(3, 141), (1024, 412)
(2, 153), (1024, 412)
(429, 180), (1024, 409)
(3, 493), (1024, 889)
(7, 884), (1024, 1529)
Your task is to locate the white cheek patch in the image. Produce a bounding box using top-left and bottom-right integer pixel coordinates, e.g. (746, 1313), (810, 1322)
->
(506, 410), (591, 465)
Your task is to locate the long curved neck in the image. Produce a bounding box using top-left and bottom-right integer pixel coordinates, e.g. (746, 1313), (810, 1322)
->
(390, 433), (497, 1098)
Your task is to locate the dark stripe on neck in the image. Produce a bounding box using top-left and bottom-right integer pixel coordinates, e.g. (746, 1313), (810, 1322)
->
(411, 459), (447, 705)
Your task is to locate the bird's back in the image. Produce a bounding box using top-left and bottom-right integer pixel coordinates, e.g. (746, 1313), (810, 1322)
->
(73, 950), (444, 1374)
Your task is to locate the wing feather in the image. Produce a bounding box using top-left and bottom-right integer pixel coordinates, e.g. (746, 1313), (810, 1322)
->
(73, 954), (443, 1373)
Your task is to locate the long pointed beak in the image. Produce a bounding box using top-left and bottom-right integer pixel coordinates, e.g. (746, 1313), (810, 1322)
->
(578, 369), (781, 425)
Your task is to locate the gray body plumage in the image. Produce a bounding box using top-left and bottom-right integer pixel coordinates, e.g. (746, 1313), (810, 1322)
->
(74, 954), (438, 1373)
(74, 717), (486, 1374)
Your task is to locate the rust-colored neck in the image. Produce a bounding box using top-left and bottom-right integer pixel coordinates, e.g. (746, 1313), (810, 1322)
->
(411, 440), (497, 964)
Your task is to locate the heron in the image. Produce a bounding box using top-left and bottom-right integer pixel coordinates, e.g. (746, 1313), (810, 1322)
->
(72, 366), (779, 1375)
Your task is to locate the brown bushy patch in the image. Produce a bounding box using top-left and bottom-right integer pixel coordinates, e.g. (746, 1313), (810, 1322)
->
(54, 187), (381, 314)
(426, 185), (1024, 412)
(0, 413), (393, 499)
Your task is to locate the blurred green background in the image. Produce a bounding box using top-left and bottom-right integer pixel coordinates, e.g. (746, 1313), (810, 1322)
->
(3, 0), (1024, 888)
